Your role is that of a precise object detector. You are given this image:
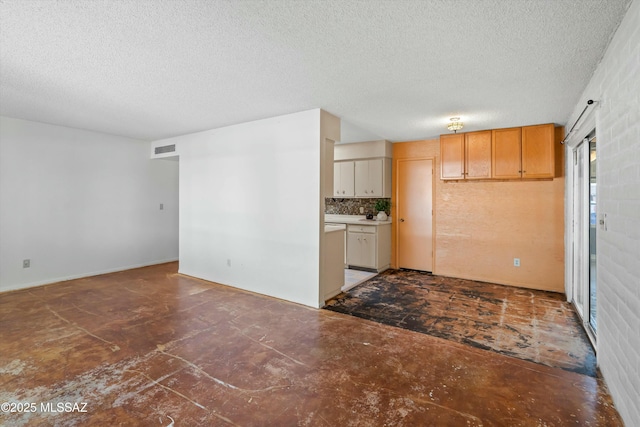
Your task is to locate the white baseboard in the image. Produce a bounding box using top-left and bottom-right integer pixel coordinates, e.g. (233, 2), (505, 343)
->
(0, 258), (179, 293)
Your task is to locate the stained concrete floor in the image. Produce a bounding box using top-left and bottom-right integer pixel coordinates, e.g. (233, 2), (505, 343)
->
(325, 269), (597, 377)
(0, 263), (622, 426)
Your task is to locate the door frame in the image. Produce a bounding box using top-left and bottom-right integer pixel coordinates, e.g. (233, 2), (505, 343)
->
(564, 107), (598, 349)
(392, 156), (436, 272)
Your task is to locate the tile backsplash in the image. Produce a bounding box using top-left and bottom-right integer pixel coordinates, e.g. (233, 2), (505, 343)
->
(325, 198), (391, 216)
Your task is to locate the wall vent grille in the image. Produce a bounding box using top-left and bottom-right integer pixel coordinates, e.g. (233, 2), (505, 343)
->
(155, 144), (176, 154)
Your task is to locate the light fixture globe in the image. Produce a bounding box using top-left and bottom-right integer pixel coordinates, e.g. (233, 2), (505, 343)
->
(447, 117), (464, 133)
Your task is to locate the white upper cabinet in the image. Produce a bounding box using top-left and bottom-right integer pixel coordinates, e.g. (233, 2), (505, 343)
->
(355, 159), (383, 197)
(334, 161), (355, 197)
(332, 140), (392, 198)
(334, 158), (391, 198)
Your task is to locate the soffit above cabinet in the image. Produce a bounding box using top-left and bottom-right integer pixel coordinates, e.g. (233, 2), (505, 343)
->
(335, 140), (392, 161)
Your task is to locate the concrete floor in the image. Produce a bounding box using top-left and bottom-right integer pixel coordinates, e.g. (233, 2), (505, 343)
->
(0, 263), (622, 426)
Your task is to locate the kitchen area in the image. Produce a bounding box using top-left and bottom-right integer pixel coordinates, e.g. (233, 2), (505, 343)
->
(321, 140), (393, 303)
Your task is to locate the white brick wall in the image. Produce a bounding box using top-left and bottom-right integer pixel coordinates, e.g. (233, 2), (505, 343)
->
(565, 1), (640, 424)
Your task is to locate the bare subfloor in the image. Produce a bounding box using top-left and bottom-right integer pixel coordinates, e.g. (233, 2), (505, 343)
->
(0, 263), (622, 426)
(325, 269), (597, 376)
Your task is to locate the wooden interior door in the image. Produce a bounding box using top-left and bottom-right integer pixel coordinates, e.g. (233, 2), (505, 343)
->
(397, 158), (433, 271)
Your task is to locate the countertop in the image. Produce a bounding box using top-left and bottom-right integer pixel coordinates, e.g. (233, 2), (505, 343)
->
(324, 224), (347, 233)
(325, 214), (392, 225)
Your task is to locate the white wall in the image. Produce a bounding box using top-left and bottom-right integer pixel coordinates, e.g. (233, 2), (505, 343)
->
(0, 117), (179, 292)
(155, 109), (338, 308)
(564, 1), (640, 425)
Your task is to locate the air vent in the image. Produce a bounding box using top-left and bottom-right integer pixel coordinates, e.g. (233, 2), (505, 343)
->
(155, 144), (176, 155)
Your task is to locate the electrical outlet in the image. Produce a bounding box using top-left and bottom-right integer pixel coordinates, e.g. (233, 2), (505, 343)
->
(227, 259), (231, 267)
(514, 258), (520, 267)
(359, 207), (364, 214)
(160, 203), (164, 210)
(23, 259), (30, 268)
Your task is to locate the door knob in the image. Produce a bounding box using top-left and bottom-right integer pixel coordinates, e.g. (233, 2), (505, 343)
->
(399, 218), (405, 222)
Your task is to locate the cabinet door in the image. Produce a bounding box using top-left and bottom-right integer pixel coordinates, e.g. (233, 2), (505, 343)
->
(465, 131), (492, 179)
(492, 128), (522, 179)
(355, 159), (384, 197)
(342, 162), (355, 196)
(522, 124), (555, 178)
(333, 162), (341, 196)
(336, 161), (354, 196)
(347, 232), (362, 266)
(368, 159), (383, 197)
(440, 134), (465, 179)
(360, 233), (376, 268)
(347, 231), (376, 268)
(354, 160), (369, 197)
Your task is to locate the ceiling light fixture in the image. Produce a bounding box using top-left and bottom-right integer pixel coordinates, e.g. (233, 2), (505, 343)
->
(447, 117), (464, 133)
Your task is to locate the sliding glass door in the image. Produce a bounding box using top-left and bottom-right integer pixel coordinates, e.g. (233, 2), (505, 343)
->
(588, 136), (597, 333)
(573, 140), (587, 319)
(572, 129), (597, 343)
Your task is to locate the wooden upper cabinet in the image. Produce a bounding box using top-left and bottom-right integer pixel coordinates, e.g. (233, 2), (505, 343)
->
(440, 133), (465, 180)
(441, 123), (555, 181)
(465, 131), (492, 179)
(522, 124), (555, 178)
(492, 127), (522, 179)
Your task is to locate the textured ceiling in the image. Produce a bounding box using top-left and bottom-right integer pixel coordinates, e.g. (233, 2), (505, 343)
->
(0, 0), (632, 142)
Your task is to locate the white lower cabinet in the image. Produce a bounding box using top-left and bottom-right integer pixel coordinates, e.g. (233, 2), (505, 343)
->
(346, 224), (391, 272)
(348, 228), (376, 268)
